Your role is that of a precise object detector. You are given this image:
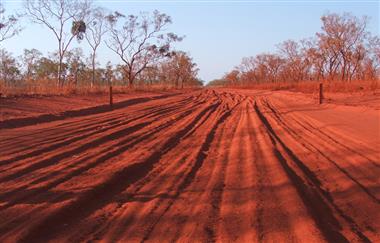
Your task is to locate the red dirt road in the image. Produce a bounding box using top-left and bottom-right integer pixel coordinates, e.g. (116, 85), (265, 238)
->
(0, 89), (379, 242)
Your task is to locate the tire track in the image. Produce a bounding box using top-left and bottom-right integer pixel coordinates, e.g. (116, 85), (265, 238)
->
(0, 96), (196, 167)
(0, 89), (378, 242)
(263, 99), (380, 203)
(0, 93), (178, 130)
(18, 96), (220, 242)
(0, 95), (194, 159)
(0, 104), (200, 212)
(140, 101), (236, 243)
(0, 97), (202, 182)
(76, 95), (227, 242)
(0, 101), (210, 239)
(254, 101), (370, 242)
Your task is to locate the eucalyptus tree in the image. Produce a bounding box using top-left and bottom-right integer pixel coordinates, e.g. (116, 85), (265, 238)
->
(106, 10), (183, 88)
(24, 0), (92, 86)
(0, 3), (22, 42)
(164, 51), (198, 88)
(85, 7), (108, 88)
(0, 49), (21, 86)
(65, 47), (85, 86)
(317, 13), (369, 81)
(22, 48), (43, 80)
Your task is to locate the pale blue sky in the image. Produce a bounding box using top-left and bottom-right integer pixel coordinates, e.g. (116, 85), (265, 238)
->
(1, 0), (379, 81)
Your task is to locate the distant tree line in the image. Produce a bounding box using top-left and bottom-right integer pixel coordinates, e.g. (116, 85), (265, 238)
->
(209, 13), (380, 87)
(0, 0), (202, 92)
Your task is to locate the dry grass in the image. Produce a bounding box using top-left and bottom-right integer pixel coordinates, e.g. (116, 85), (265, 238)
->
(1, 84), (121, 97)
(3, 78), (376, 97)
(0, 79), (199, 97)
(235, 80), (379, 94)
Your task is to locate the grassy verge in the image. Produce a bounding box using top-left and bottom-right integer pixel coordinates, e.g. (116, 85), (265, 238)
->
(228, 80), (379, 94)
(0, 80), (200, 98)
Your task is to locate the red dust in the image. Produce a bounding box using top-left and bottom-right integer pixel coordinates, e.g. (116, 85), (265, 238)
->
(0, 89), (379, 242)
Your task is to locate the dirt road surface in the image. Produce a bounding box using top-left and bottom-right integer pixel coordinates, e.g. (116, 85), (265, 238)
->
(0, 89), (379, 242)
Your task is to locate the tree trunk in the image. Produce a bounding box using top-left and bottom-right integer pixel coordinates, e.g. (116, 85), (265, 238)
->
(128, 72), (134, 89)
(75, 71), (78, 87)
(91, 52), (96, 88)
(175, 75), (179, 89)
(58, 55), (64, 87)
(125, 67), (134, 88)
(341, 58), (347, 81)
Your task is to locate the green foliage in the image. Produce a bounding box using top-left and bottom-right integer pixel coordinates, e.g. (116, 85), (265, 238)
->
(0, 49), (21, 84)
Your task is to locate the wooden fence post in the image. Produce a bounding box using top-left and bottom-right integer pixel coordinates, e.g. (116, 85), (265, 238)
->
(319, 83), (323, 104)
(109, 85), (113, 107)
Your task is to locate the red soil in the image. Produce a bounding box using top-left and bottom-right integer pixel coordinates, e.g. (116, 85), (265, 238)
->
(0, 89), (379, 242)
(0, 91), (170, 122)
